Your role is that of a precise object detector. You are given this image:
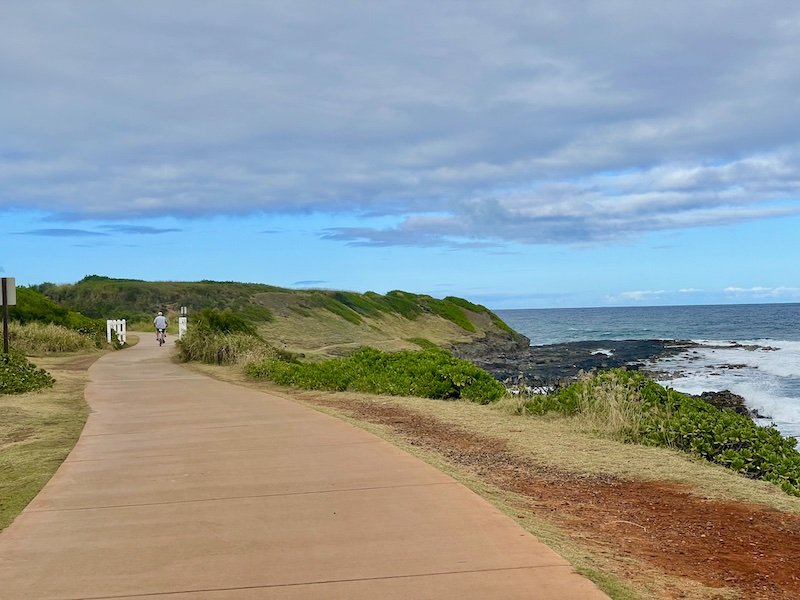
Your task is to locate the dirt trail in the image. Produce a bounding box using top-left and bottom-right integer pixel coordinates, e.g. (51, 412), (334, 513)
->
(305, 395), (800, 600)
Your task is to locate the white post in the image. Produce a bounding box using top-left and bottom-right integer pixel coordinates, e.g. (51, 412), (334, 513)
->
(178, 306), (188, 340)
(106, 320), (113, 343)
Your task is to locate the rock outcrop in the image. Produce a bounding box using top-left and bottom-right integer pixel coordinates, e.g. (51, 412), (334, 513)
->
(451, 337), (693, 386)
(698, 390), (767, 419)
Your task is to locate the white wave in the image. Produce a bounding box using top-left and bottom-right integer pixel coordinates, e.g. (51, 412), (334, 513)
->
(591, 348), (614, 357)
(652, 339), (800, 439)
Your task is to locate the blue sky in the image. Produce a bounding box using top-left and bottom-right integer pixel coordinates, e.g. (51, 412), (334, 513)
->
(2, 2), (799, 309)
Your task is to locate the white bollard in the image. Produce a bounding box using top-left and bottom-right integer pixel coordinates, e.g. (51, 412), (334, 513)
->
(178, 306), (188, 340)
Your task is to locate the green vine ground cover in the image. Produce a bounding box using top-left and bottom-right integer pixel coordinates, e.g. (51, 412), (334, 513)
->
(522, 369), (800, 497)
(0, 352), (55, 395)
(245, 347), (507, 403)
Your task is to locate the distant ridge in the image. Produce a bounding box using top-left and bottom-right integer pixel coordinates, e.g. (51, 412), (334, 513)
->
(35, 275), (527, 357)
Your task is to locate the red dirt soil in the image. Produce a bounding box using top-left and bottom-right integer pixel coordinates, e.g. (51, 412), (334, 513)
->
(306, 395), (800, 600)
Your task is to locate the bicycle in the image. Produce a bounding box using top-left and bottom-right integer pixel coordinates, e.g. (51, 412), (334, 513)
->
(156, 328), (166, 346)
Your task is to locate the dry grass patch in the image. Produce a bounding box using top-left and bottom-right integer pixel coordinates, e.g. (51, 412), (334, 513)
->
(257, 311), (473, 357)
(8, 321), (97, 355)
(0, 353), (95, 530)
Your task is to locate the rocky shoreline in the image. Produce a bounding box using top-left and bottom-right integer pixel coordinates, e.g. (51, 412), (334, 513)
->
(452, 333), (697, 385)
(452, 334), (762, 418)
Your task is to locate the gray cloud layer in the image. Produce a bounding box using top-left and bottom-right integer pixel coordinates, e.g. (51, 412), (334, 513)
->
(2, 1), (800, 245)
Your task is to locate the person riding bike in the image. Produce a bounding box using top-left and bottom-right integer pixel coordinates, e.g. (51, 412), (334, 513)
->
(154, 311), (168, 346)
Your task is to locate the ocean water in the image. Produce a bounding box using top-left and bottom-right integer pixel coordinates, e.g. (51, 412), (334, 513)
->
(496, 304), (800, 438)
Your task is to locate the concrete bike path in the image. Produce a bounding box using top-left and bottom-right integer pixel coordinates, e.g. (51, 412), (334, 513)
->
(0, 336), (608, 599)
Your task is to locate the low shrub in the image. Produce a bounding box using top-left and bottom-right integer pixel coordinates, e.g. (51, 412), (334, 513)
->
(635, 379), (800, 497)
(65, 313), (107, 348)
(8, 321), (97, 354)
(245, 347), (506, 403)
(524, 369), (800, 497)
(0, 352), (55, 394)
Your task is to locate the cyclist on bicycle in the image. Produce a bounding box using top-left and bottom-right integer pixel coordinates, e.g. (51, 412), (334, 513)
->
(154, 311), (168, 345)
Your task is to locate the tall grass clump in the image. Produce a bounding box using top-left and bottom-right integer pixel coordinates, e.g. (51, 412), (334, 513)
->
(9, 287), (107, 348)
(9, 321), (97, 355)
(0, 352), (55, 394)
(518, 371), (646, 440)
(177, 330), (276, 365)
(176, 308), (276, 365)
(519, 368), (800, 497)
(246, 347), (506, 403)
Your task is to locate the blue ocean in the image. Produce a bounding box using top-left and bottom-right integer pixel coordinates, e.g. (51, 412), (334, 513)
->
(496, 304), (800, 438)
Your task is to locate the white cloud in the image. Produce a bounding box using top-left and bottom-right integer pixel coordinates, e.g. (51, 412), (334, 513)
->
(619, 290), (666, 301)
(2, 1), (800, 245)
(724, 286), (800, 298)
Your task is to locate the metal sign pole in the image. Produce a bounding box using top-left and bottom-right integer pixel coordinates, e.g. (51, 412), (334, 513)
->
(2, 278), (9, 355)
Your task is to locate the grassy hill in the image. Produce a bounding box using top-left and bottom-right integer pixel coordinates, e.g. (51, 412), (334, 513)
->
(36, 275), (527, 357)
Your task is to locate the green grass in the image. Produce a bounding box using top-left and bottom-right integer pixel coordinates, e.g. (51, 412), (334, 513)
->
(423, 297), (476, 332)
(406, 337), (439, 349)
(312, 292), (363, 324)
(372, 290), (425, 319)
(0, 355), (90, 530)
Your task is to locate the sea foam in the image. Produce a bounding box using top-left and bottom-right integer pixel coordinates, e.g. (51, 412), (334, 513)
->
(653, 340), (800, 438)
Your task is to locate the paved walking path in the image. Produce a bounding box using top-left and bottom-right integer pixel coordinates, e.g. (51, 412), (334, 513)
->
(0, 336), (607, 599)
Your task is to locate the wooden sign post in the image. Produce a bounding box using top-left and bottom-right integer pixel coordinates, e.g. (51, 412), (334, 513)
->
(2, 277), (16, 355)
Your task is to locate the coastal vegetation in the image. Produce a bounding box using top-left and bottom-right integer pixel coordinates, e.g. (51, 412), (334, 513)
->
(513, 369), (800, 496)
(8, 321), (98, 355)
(245, 347), (506, 403)
(0, 351), (55, 394)
(175, 308), (278, 365)
(35, 276), (525, 357)
(9, 286), (108, 348)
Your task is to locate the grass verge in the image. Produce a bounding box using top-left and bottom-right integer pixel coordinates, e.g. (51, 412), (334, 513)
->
(0, 353), (96, 530)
